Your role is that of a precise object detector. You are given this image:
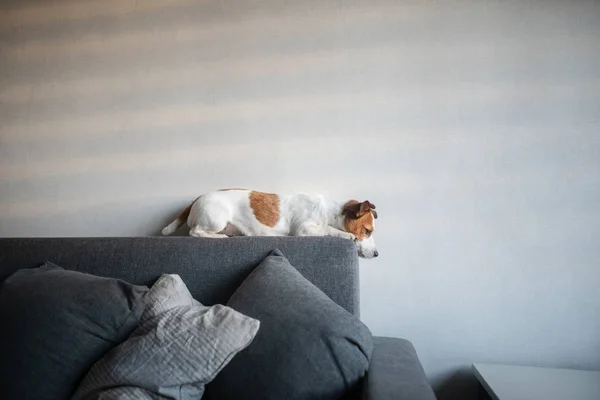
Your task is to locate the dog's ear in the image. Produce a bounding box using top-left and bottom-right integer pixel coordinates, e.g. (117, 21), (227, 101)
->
(342, 201), (361, 219)
(342, 202), (359, 218)
(359, 201), (371, 215)
(342, 200), (377, 219)
(365, 201), (377, 218)
(344, 200), (376, 219)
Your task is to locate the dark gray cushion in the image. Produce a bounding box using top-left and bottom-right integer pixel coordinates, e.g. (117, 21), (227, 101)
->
(206, 250), (373, 400)
(0, 263), (148, 400)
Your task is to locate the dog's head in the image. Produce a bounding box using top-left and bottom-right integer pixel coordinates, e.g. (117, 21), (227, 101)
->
(342, 200), (379, 259)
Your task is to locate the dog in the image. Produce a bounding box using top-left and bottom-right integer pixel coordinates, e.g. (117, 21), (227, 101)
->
(162, 189), (379, 258)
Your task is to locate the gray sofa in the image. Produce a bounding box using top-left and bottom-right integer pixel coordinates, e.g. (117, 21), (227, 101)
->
(0, 236), (435, 400)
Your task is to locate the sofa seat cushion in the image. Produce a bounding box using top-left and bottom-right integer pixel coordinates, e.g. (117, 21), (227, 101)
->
(0, 263), (148, 400)
(206, 249), (373, 400)
(364, 337), (437, 400)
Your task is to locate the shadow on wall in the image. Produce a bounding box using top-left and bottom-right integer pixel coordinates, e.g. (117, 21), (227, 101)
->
(434, 367), (479, 400)
(0, 197), (189, 237)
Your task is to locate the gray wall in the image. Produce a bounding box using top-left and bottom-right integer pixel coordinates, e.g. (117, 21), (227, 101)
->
(1, 1), (599, 398)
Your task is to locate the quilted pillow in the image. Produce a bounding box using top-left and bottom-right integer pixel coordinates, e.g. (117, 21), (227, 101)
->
(72, 274), (260, 400)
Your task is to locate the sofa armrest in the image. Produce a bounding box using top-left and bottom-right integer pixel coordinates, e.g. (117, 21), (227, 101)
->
(363, 337), (436, 400)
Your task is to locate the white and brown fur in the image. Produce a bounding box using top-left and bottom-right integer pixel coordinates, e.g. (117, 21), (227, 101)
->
(162, 189), (379, 258)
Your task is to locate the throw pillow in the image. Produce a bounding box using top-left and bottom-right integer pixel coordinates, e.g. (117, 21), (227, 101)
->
(206, 249), (374, 400)
(72, 274), (260, 400)
(139, 273), (201, 323)
(0, 263), (148, 400)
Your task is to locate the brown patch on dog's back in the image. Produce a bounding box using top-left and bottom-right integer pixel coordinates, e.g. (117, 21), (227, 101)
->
(249, 191), (280, 227)
(342, 200), (376, 240)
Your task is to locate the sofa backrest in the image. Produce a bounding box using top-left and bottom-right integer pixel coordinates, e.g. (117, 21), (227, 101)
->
(0, 236), (360, 316)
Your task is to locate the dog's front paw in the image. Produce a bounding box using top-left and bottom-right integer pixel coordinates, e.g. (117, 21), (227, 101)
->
(344, 232), (356, 241)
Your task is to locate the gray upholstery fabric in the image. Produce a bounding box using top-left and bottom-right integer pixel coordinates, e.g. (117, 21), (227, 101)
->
(0, 236), (359, 315)
(363, 337), (437, 400)
(207, 250), (373, 400)
(0, 237), (435, 399)
(73, 274), (260, 400)
(0, 263), (147, 400)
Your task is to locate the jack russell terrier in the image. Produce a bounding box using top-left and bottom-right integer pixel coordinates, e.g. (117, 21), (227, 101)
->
(162, 189), (379, 258)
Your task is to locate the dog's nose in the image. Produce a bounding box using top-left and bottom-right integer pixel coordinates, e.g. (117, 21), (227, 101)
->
(373, 250), (379, 257)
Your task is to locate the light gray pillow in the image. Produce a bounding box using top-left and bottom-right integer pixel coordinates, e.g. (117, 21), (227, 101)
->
(140, 273), (201, 324)
(72, 274), (260, 400)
